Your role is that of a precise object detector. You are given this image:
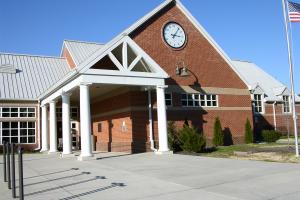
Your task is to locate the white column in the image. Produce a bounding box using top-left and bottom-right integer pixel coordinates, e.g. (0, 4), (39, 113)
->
(156, 86), (170, 153)
(49, 100), (58, 153)
(40, 105), (49, 152)
(62, 93), (72, 155)
(79, 83), (93, 160)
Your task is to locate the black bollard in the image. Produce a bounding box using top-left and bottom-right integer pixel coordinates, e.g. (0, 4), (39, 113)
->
(11, 143), (16, 198)
(18, 146), (24, 200)
(7, 143), (11, 189)
(3, 141), (7, 182)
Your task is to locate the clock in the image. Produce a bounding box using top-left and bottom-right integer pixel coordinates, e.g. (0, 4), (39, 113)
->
(163, 22), (186, 49)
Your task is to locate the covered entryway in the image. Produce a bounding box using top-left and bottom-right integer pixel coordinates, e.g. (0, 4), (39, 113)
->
(39, 36), (171, 160)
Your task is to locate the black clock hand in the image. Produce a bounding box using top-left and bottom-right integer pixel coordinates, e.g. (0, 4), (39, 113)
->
(172, 28), (180, 38)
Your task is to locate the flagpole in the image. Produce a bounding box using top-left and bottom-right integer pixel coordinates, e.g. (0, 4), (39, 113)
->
(281, 0), (299, 157)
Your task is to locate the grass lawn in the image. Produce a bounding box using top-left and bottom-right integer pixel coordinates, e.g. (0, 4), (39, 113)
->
(195, 143), (300, 163)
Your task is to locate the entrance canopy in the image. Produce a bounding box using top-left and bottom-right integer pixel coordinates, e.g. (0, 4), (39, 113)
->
(40, 36), (169, 106)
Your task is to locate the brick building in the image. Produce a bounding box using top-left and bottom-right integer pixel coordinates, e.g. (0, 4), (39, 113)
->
(0, 0), (299, 159)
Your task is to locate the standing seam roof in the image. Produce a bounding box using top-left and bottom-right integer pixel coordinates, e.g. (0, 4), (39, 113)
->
(0, 53), (72, 100)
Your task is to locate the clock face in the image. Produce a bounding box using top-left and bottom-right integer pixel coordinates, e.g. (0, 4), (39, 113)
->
(163, 22), (186, 49)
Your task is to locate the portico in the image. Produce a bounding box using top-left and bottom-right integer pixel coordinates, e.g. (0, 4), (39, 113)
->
(39, 36), (170, 160)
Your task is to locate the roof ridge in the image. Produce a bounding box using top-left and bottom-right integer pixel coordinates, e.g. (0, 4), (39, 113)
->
(0, 52), (66, 60)
(63, 39), (105, 45)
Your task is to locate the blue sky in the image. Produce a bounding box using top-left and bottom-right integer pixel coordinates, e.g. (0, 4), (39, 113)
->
(0, 0), (299, 93)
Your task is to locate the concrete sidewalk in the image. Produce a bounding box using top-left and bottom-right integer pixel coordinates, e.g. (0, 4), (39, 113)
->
(0, 152), (300, 200)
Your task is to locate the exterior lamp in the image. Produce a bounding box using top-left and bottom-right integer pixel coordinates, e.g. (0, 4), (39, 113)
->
(175, 61), (190, 77)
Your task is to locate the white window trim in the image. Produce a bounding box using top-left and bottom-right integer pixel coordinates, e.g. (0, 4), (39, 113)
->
(1, 121), (36, 144)
(252, 93), (265, 114)
(181, 93), (218, 108)
(0, 107), (36, 118)
(282, 95), (292, 114)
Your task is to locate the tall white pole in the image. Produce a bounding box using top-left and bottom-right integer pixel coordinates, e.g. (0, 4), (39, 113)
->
(282, 0), (299, 157)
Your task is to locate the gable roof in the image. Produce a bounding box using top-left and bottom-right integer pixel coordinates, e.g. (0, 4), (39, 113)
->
(0, 53), (71, 100)
(62, 40), (104, 66)
(72, 0), (248, 88)
(232, 60), (300, 102)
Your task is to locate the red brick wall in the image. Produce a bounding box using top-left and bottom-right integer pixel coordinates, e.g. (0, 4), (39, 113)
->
(256, 103), (300, 136)
(130, 3), (248, 89)
(62, 47), (76, 69)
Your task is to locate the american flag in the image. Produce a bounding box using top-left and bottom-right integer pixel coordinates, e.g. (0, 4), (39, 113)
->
(288, 1), (300, 22)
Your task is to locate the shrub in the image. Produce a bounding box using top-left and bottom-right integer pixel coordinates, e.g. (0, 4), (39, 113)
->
(261, 130), (281, 143)
(167, 121), (181, 151)
(245, 119), (253, 144)
(178, 125), (206, 153)
(213, 117), (224, 146)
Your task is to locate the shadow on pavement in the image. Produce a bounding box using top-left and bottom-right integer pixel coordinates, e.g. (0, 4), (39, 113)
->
(24, 176), (106, 197)
(22, 172), (92, 187)
(59, 183), (126, 200)
(22, 168), (79, 180)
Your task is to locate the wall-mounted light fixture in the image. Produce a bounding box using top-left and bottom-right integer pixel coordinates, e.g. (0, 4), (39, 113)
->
(175, 61), (190, 77)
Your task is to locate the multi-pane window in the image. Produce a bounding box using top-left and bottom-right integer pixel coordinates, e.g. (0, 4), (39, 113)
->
(1, 121), (35, 144)
(56, 107), (78, 119)
(181, 93), (218, 107)
(165, 93), (172, 106)
(0, 107), (35, 118)
(253, 94), (263, 113)
(283, 95), (290, 113)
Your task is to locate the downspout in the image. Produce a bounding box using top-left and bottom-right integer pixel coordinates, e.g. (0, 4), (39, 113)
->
(34, 100), (41, 151)
(148, 89), (157, 151)
(273, 101), (277, 130)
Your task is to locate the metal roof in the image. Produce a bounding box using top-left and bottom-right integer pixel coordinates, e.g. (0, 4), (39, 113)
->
(63, 40), (104, 66)
(232, 60), (300, 102)
(0, 53), (71, 100)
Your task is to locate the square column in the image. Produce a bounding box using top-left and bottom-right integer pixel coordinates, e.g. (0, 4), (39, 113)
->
(49, 100), (58, 153)
(62, 93), (72, 155)
(40, 105), (49, 152)
(156, 85), (170, 153)
(78, 83), (93, 160)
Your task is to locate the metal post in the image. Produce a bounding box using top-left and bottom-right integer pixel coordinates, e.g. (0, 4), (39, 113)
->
(3, 141), (7, 182)
(18, 146), (24, 200)
(282, 0), (299, 157)
(7, 143), (11, 189)
(11, 143), (16, 198)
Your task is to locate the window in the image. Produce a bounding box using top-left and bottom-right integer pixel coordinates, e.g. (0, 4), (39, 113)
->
(181, 93), (218, 107)
(283, 95), (290, 113)
(0, 107), (35, 118)
(56, 107), (78, 119)
(253, 94), (263, 113)
(165, 93), (172, 106)
(1, 121), (35, 144)
(71, 108), (78, 119)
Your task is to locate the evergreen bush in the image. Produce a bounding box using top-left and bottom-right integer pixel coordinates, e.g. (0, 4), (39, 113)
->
(167, 121), (181, 151)
(261, 130), (281, 143)
(178, 125), (206, 153)
(245, 118), (253, 143)
(213, 117), (224, 146)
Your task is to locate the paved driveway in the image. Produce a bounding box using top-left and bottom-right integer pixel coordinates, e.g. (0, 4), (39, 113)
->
(0, 152), (300, 200)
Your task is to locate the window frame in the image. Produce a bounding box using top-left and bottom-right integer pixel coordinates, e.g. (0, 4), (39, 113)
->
(253, 94), (264, 114)
(0, 107), (36, 118)
(181, 93), (218, 108)
(0, 121), (36, 144)
(282, 95), (291, 113)
(165, 92), (173, 107)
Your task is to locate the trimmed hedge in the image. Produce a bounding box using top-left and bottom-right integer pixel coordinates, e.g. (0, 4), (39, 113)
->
(261, 130), (281, 143)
